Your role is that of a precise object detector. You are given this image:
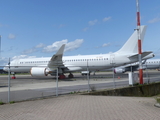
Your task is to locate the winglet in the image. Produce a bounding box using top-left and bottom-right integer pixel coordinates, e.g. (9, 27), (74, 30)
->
(50, 44), (65, 61)
(55, 44), (65, 55)
(47, 44), (65, 69)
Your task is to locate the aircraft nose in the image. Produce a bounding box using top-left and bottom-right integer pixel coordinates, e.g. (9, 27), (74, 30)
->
(3, 65), (9, 72)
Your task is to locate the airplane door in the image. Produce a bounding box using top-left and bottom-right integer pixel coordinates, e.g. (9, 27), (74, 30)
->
(110, 54), (116, 66)
(14, 59), (20, 66)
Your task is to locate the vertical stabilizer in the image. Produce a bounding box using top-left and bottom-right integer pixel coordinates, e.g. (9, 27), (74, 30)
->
(116, 25), (147, 54)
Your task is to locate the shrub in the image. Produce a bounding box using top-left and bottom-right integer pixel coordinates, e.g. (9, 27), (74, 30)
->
(0, 100), (4, 105)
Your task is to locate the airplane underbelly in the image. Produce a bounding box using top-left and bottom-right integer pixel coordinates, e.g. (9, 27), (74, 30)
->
(67, 66), (83, 71)
(10, 66), (31, 72)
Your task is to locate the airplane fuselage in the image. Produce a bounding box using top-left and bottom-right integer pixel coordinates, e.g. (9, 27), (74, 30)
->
(114, 59), (160, 74)
(4, 53), (136, 74)
(144, 59), (160, 69)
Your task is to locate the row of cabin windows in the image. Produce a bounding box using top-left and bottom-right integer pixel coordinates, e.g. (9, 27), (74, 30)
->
(132, 61), (160, 65)
(19, 58), (109, 64)
(20, 61), (49, 64)
(64, 58), (108, 62)
(146, 61), (160, 63)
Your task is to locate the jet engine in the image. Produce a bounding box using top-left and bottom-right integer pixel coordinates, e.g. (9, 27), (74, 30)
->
(30, 67), (49, 77)
(114, 68), (126, 74)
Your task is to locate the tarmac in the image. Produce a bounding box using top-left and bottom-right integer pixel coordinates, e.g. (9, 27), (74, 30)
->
(0, 74), (128, 102)
(0, 72), (160, 120)
(0, 95), (160, 120)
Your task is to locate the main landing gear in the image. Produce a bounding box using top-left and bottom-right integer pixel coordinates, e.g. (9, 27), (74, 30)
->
(58, 74), (66, 79)
(58, 73), (74, 79)
(68, 73), (74, 78)
(11, 74), (16, 79)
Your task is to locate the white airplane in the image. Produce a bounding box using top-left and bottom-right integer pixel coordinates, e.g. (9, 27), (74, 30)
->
(114, 58), (160, 74)
(3, 25), (153, 79)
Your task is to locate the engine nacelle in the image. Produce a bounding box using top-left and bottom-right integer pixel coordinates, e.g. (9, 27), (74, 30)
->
(114, 68), (126, 74)
(81, 71), (90, 76)
(30, 67), (49, 77)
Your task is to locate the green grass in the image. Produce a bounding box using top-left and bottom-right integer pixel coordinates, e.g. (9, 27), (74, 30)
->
(9, 101), (15, 104)
(0, 100), (4, 105)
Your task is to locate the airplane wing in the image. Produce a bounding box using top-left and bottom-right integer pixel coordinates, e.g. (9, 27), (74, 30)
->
(47, 44), (65, 69)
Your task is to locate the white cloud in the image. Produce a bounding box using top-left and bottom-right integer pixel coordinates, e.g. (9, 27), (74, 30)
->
(43, 39), (68, 53)
(0, 55), (37, 66)
(35, 43), (45, 48)
(21, 48), (37, 54)
(12, 55), (36, 60)
(148, 17), (160, 23)
(95, 43), (110, 48)
(8, 33), (16, 39)
(65, 39), (84, 52)
(18, 39), (83, 55)
(43, 39), (83, 53)
(0, 57), (9, 66)
(21, 43), (45, 54)
(102, 43), (110, 47)
(83, 27), (89, 32)
(103, 17), (111, 22)
(88, 19), (98, 26)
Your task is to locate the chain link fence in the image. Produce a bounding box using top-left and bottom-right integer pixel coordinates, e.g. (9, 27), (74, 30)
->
(0, 66), (160, 103)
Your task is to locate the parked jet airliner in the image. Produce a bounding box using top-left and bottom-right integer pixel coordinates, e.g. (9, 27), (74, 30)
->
(3, 26), (153, 79)
(114, 58), (160, 74)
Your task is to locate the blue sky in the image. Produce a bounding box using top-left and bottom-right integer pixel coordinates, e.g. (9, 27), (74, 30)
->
(0, 0), (160, 65)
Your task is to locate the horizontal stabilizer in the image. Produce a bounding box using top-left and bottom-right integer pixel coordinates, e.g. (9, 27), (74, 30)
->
(141, 51), (153, 59)
(128, 51), (153, 60)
